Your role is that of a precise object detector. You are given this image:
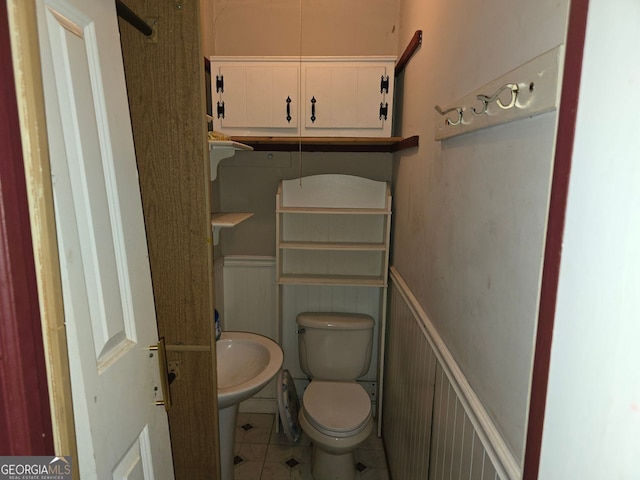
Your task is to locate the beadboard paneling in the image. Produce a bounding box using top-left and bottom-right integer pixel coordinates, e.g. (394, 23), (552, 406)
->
(383, 281), (436, 479)
(219, 256), (277, 340)
(384, 268), (516, 480)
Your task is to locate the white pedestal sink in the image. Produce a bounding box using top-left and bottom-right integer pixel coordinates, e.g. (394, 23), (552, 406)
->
(216, 332), (283, 480)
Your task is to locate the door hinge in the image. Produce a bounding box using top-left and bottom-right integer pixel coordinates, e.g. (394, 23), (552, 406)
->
(379, 102), (388, 120)
(380, 75), (390, 94)
(217, 101), (225, 118)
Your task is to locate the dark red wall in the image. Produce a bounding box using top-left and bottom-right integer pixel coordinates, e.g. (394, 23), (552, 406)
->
(0, 0), (55, 455)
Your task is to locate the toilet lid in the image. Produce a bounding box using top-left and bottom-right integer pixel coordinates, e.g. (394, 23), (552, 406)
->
(302, 381), (372, 437)
(277, 369), (301, 443)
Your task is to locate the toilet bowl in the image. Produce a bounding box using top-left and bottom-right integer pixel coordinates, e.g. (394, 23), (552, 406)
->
(294, 312), (375, 480)
(299, 380), (373, 480)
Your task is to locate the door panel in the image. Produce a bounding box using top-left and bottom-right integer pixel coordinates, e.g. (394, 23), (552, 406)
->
(304, 65), (385, 130)
(35, 0), (174, 477)
(112, 427), (155, 480)
(219, 64), (298, 129)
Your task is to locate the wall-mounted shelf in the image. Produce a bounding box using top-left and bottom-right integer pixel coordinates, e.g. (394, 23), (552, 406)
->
(278, 273), (386, 287)
(211, 212), (254, 245)
(208, 140), (253, 180)
(229, 135), (419, 153)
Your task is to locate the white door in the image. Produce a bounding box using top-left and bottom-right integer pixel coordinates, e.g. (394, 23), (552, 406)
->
(35, 0), (175, 478)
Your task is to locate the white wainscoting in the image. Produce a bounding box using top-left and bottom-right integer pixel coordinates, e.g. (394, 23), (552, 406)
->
(384, 267), (520, 480)
(214, 256), (278, 412)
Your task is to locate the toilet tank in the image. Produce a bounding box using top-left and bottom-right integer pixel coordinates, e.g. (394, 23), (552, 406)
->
(296, 312), (374, 381)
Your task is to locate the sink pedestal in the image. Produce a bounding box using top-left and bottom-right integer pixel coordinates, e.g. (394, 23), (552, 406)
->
(218, 404), (239, 480)
(215, 332), (283, 480)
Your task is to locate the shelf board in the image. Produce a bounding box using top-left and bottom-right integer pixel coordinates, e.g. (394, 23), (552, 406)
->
(208, 139), (254, 152)
(277, 206), (390, 215)
(211, 212), (254, 227)
(211, 212), (254, 245)
(277, 273), (386, 287)
(279, 241), (386, 251)
(229, 135), (419, 153)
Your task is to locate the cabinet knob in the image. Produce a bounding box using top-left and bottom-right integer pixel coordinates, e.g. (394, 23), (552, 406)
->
(286, 96), (292, 123)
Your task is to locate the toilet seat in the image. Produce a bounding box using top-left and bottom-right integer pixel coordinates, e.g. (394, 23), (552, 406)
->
(302, 381), (372, 438)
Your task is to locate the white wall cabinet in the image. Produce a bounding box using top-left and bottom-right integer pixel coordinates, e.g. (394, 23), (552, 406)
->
(211, 57), (395, 137)
(276, 174), (391, 434)
(213, 60), (299, 134)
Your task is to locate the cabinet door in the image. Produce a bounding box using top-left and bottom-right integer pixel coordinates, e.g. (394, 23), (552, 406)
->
(215, 64), (298, 131)
(304, 64), (389, 132)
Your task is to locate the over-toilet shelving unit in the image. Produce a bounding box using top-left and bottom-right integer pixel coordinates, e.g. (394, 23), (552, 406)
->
(276, 174), (391, 435)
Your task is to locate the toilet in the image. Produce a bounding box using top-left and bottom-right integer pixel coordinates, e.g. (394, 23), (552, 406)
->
(296, 312), (375, 480)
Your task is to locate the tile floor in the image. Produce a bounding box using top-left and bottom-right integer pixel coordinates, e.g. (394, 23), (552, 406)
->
(233, 413), (390, 480)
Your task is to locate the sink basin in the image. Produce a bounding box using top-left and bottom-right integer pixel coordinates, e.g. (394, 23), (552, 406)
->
(216, 331), (284, 409)
(216, 331), (283, 480)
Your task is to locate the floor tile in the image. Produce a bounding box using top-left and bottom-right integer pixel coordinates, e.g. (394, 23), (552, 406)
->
(236, 420), (272, 444)
(357, 467), (390, 480)
(234, 411), (389, 479)
(290, 461), (313, 480)
(234, 460), (263, 480)
(261, 461), (293, 479)
(265, 443), (295, 463)
(357, 448), (389, 470)
(235, 442), (268, 462)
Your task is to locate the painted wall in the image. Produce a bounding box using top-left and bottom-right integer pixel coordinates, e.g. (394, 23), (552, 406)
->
(539, 1), (640, 477)
(215, 153), (392, 256)
(392, 0), (569, 464)
(202, 0), (399, 57)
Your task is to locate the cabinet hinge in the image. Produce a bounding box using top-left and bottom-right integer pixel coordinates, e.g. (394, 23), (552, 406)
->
(216, 75), (224, 93)
(380, 75), (390, 94)
(217, 101), (225, 118)
(379, 102), (388, 121)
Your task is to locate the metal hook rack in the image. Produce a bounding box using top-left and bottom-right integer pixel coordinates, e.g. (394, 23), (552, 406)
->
(433, 46), (564, 141)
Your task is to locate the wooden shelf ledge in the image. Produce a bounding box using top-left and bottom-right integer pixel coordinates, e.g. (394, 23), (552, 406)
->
(228, 135), (419, 153)
(211, 212), (254, 245)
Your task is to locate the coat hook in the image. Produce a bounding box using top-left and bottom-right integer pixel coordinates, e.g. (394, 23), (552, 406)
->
(435, 105), (464, 126)
(474, 83), (519, 115)
(471, 98), (489, 116)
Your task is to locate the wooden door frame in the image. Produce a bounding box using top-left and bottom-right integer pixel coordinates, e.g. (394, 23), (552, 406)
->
(523, 0), (590, 478)
(0, 0), (54, 455)
(3, 0), (78, 468)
